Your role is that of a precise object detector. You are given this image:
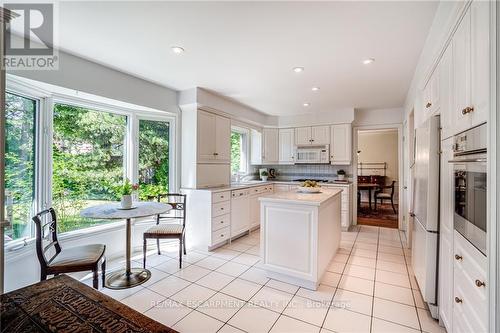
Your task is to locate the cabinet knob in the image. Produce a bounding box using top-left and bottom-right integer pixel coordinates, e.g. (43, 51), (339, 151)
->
(425, 102), (432, 109)
(462, 106), (474, 115)
(475, 279), (486, 288)
(455, 254), (463, 261)
(455, 297), (463, 304)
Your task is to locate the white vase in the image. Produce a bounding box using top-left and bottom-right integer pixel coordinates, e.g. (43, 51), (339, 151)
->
(121, 195), (132, 209)
(261, 176), (268, 181)
(338, 174), (345, 181)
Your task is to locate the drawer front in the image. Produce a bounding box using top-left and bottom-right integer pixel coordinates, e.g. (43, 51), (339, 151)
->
(212, 214), (230, 231)
(454, 265), (488, 316)
(212, 191), (230, 203)
(211, 226), (230, 245)
(232, 189), (248, 198)
(212, 201), (231, 217)
(453, 271), (488, 333)
(453, 232), (487, 293)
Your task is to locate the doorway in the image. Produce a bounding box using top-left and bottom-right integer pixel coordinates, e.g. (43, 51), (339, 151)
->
(354, 127), (402, 228)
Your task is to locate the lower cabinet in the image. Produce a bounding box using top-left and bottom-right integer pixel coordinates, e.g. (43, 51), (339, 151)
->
(323, 184), (352, 230)
(231, 189), (251, 237)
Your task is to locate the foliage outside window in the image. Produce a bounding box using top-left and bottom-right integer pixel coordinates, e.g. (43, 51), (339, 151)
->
(231, 131), (242, 174)
(138, 119), (169, 200)
(52, 103), (127, 233)
(4, 93), (36, 243)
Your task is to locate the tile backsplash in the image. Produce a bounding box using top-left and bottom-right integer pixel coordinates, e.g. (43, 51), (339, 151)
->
(250, 164), (352, 181)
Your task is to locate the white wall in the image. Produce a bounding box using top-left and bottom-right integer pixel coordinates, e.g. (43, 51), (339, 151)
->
(354, 108), (403, 126)
(277, 108), (354, 127)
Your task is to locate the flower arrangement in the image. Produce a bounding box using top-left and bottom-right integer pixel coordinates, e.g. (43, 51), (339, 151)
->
(118, 179), (139, 208)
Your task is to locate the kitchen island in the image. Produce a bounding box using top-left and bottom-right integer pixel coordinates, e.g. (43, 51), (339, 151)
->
(259, 188), (342, 290)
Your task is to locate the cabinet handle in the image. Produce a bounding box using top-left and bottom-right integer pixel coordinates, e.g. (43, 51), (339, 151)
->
(220, 220), (224, 224)
(220, 207), (224, 210)
(475, 279), (486, 288)
(455, 254), (463, 261)
(220, 234), (224, 237)
(462, 106), (474, 115)
(425, 102), (432, 109)
(455, 297), (463, 304)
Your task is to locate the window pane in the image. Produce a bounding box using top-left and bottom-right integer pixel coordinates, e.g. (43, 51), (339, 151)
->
(4, 93), (36, 243)
(52, 104), (126, 233)
(138, 119), (169, 199)
(231, 131), (242, 173)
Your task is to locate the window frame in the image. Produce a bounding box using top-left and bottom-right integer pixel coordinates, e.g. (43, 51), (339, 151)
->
(231, 125), (250, 175)
(4, 77), (178, 251)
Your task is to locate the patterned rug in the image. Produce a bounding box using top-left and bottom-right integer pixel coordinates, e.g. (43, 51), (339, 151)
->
(357, 202), (398, 229)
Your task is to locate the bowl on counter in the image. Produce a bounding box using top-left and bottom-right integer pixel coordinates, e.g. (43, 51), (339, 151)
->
(297, 186), (322, 193)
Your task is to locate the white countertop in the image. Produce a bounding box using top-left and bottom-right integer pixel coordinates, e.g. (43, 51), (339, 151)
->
(182, 180), (351, 193)
(258, 188), (342, 206)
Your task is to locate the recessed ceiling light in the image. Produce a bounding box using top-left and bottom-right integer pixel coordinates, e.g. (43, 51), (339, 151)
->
(293, 67), (304, 73)
(311, 87), (320, 92)
(171, 46), (185, 54)
(303, 103), (310, 107)
(362, 58), (375, 65)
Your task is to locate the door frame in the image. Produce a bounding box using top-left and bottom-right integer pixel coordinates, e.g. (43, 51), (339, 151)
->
(352, 123), (404, 229)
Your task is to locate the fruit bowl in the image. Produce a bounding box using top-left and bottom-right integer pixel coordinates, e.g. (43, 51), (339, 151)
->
(297, 186), (322, 193)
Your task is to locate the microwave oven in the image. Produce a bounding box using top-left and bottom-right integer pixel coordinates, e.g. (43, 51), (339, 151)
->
(295, 145), (330, 164)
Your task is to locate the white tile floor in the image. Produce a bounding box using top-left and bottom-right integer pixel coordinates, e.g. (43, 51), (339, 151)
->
(77, 225), (447, 333)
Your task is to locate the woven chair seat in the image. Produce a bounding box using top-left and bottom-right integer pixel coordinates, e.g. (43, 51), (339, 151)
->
(144, 224), (183, 236)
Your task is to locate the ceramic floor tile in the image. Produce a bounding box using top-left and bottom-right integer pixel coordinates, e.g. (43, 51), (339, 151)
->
(343, 264), (375, 280)
(198, 292), (245, 322)
(354, 242), (378, 251)
(327, 261), (345, 274)
(195, 256), (227, 270)
(378, 245), (405, 256)
(172, 309), (224, 333)
(147, 275), (191, 297)
(120, 288), (165, 313)
(296, 285), (336, 303)
(224, 241), (254, 252)
(221, 278), (263, 301)
(216, 261), (250, 277)
(250, 286), (294, 313)
(100, 285), (145, 301)
(266, 279), (300, 294)
(351, 248), (377, 259)
(270, 315), (321, 333)
(413, 289), (427, 309)
(338, 275), (374, 296)
(211, 248), (241, 260)
(377, 252), (406, 264)
(143, 298), (192, 327)
(373, 297), (420, 329)
(218, 324), (246, 333)
(371, 318), (420, 333)
(283, 295), (329, 326)
(196, 271), (235, 291)
(332, 253), (350, 263)
(323, 307), (371, 333)
(174, 264), (212, 282)
(170, 283), (216, 309)
(155, 259), (190, 274)
(376, 260), (408, 274)
(347, 256), (377, 269)
(376, 270), (411, 288)
(332, 288), (373, 316)
(182, 251), (209, 264)
(418, 308), (446, 333)
(245, 246), (260, 255)
(228, 303), (280, 333)
(232, 253), (261, 266)
(321, 272), (342, 288)
(142, 254), (173, 267)
(239, 267), (270, 285)
(142, 268), (169, 287)
(374, 281), (414, 306)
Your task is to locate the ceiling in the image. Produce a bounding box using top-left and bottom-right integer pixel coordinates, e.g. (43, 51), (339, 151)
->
(53, 1), (438, 116)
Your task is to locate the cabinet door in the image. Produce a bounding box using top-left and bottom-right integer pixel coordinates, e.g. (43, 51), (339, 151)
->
(278, 128), (295, 164)
(250, 194), (260, 228)
(197, 110), (216, 162)
(295, 127), (312, 145)
(470, 0), (490, 127)
(440, 45), (453, 140)
(423, 80), (432, 114)
(452, 8), (472, 134)
(230, 193), (250, 237)
(215, 115), (231, 162)
(438, 138), (454, 332)
(330, 124), (352, 165)
(262, 128), (279, 164)
(250, 129), (262, 165)
(311, 125), (330, 145)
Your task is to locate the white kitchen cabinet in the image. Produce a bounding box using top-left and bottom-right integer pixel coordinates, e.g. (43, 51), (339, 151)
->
(278, 128), (295, 164)
(249, 185), (274, 230)
(438, 138), (454, 332)
(262, 128), (279, 164)
(330, 124), (352, 165)
(231, 189), (251, 237)
(423, 70), (440, 115)
(250, 129), (263, 165)
(295, 127), (312, 145)
(196, 110), (231, 163)
(215, 115), (231, 163)
(451, 2), (489, 135)
(323, 184), (352, 230)
(295, 126), (330, 146)
(440, 45), (454, 140)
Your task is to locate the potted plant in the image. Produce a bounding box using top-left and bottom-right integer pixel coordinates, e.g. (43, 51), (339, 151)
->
(337, 169), (346, 181)
(260, 170), (269, 182)
(119, 178), (138, 209)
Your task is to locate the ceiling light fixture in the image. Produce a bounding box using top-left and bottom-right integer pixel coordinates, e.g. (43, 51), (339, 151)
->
(171, 46), (185, 54)
(303, 103), (310, 107)
(311, 87), (320, 92)
(293, 67), (304, 73)
(362, 58), (375, 65)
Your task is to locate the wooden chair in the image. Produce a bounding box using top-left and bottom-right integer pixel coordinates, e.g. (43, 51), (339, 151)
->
(143, 194), (187, 269)
(32, 208), (106, 289)
(374, 180), (397, 214)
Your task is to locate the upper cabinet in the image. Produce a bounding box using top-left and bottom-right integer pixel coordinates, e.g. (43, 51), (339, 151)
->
(423, 69), (440, 115)
(451, 2), (489, 135)
(262, 128), (279, 164)
(278, 128), (295, 164)
(197, 110), (231, 163)
(295, 125), (330, 145)
(439, 45), (454, 140)
(330, 124), (352, 165)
